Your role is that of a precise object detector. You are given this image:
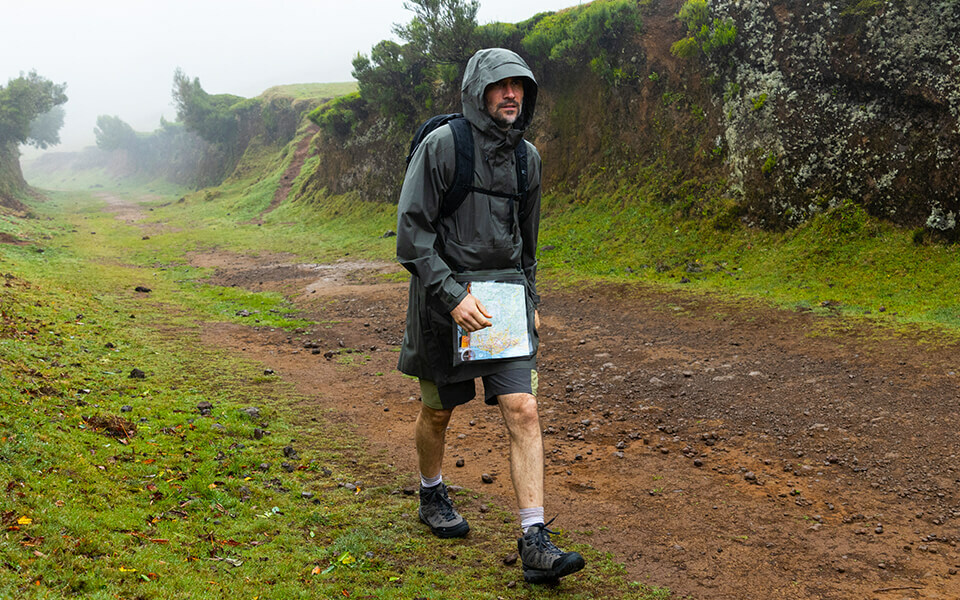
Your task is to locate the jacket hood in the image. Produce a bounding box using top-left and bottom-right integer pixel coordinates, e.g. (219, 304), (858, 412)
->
(461, 48), (538, 144)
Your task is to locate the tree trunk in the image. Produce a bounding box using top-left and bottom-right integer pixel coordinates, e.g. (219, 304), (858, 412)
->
(0, 142), (31, 213)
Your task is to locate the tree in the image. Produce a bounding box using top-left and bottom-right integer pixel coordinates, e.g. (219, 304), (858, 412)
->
(393, 0), (479, 65)
(0, 71), (67, 210)
(0, 71), (68, 147)
(94, 115), (138, 151)
(352, 40), (431, 125)
(350, 0), (479, 125)
(171, 68), (241, 145)
(90, 114), (216, 187)
(28, 105), (66, 150)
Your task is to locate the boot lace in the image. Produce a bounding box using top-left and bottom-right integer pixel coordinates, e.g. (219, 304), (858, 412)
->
(529, 516), (563, 556)
(429, 485), (459, 520)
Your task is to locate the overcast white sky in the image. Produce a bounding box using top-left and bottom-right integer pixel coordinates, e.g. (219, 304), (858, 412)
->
(2, 0), (579, 156)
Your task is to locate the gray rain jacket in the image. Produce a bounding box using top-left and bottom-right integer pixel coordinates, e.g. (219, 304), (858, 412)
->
(396, 48), (542, 386)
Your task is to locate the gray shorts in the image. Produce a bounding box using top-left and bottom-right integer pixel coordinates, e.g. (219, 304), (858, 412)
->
(420, 369), (538, 411)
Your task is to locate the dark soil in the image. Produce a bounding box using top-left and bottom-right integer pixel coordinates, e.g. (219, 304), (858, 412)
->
(83, 414), (137, 439)
(0, 232), (29, 245)
(192, 249), (960, 600)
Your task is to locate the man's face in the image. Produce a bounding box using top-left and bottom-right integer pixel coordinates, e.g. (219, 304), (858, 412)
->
(484, 77), (524, 129)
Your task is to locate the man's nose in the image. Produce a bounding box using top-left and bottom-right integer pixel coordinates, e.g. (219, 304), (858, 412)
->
(503, 84), (517, 99)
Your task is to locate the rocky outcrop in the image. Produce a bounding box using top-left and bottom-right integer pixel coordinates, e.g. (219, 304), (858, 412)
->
(708, 0), (960, 231)
(298, 118), (404, 204)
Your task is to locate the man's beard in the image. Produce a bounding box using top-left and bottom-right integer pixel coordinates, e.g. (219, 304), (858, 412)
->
(490, 101), (522, 129)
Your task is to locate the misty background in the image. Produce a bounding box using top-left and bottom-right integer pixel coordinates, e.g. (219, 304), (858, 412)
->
(3, 0), (576, 158)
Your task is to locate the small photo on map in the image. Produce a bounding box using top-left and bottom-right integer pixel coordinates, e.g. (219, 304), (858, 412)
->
(454, 280), (532, 364)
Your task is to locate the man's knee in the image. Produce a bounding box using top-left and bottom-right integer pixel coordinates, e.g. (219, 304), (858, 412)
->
(499, 393), (540, 431)
(419, 404), (454, 431)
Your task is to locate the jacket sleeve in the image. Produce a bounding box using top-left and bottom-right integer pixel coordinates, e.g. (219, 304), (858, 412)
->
(519, 141), (542, 307)
(396, 130), (470, 313)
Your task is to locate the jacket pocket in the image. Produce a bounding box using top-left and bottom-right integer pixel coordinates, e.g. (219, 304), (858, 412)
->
(452, 194), (517, 249)
(420, 293), (456, 384)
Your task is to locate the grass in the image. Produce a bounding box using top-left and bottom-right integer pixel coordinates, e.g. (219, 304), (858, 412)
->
(120, 141), (399, 266)
(259, 82), (358, 102)
(536, 164), (960, 337)
(1, 145), (671, 598)
(21, 126), (960, 340)
(20, 166), (184, 196)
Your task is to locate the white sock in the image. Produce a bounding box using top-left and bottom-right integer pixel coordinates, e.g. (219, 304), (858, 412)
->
(420, 472), (442, 488)
(520, 507), (545, 533)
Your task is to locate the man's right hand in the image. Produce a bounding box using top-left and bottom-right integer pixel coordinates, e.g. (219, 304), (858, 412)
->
(450, 293), (492, 332)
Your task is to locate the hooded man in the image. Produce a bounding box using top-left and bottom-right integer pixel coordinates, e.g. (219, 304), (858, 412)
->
(396, 48), (585, 584)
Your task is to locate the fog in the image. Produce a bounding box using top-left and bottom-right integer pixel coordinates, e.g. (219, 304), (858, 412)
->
(3, 0), (578, 157)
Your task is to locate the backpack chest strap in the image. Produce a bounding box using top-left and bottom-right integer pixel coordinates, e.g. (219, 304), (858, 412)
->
(440, 118), (529, 220)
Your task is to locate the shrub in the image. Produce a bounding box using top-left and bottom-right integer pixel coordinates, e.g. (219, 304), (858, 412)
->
(673, 0), (737, 59)
(841, 0), (886, 16)
(474, 21), (522, 51)
(761, 152), (778, 176)
(677, 0), (709, 32)
(819, 199), (872, 239)
(521, 0), (641, 82)
(521, 10), (575, 60)
(308, 92), (366, 138)
(702, 17), (737, 53)
(670, 37), (700, 59)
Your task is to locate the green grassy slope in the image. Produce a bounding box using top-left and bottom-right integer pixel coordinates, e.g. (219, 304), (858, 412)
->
(260, 81), (358, 101)
(536, 168), (960, 334)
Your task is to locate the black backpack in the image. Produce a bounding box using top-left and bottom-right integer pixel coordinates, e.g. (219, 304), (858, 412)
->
(405, 113), (529, 221)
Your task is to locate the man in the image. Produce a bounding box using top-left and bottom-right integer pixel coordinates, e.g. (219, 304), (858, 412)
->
(396, 48), (585, 584)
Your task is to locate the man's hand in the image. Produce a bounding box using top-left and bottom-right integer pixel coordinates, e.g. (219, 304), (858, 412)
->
(451, 294), (492, 332)
(534, 309), (540, 331)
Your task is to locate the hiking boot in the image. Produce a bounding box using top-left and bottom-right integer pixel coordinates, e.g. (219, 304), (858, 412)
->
(418, 482), (469, 538)
(518, 518), (585, 583)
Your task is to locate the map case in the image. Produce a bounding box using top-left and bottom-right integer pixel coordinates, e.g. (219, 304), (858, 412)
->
(454, 280), (532, 365)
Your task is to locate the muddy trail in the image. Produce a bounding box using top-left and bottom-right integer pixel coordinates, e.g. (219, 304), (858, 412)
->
(101, 194), (960, 599)
(185, 247), (960, 600)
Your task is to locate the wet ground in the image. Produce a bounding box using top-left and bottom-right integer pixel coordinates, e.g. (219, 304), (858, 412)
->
(72, 187), (960, 598)
(190, 247), (960, 600)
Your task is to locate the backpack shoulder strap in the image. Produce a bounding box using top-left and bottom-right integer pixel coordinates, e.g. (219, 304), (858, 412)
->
(439, 116), (474, 219)
(406, 113), (461, 165)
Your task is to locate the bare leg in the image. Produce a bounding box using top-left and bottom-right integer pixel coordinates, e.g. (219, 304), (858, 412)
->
(498, 392), (544, 509)
(502, 394), (584, 582)
(416, 404), (454, 478)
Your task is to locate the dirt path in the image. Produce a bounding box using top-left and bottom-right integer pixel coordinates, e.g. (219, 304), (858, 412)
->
(100, 196), (960, 599)
(248, 124), (319, 224)
(95, 191), (175, 236)
(186, 249), (960, 600)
